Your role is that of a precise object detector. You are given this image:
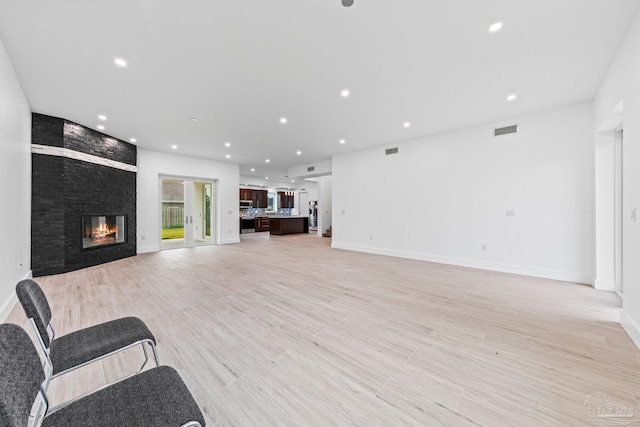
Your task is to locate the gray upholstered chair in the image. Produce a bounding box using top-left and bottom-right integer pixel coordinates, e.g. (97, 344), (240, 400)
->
(15, 279), (159, 394)
(0, 323), (205, 427)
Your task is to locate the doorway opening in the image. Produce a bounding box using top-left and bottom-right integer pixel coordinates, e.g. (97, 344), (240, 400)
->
(160, 177), (216, 249)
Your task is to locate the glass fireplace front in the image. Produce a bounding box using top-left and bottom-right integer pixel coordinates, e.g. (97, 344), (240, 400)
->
(82, 215), (126, 249)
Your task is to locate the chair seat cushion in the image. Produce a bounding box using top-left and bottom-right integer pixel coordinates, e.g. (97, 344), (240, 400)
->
(42, 366), (205, 427)
(50, 317), (155, 375)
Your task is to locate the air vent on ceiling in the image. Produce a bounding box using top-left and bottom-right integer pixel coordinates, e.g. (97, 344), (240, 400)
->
(494, 124), (519, 137)
(307, 166), (315, 172)
(385, 147), (399, 155)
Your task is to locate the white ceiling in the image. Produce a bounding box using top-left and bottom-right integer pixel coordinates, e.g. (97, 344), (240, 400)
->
(1, 0), (638, 184)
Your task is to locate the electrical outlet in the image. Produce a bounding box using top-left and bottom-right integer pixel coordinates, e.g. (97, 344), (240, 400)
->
(370, 235), (374, 240)
(228, 229), (231, 234)
(141, 235), (146, 240)
(506, 210), (515, 217)
(632, 208), (637, 222)
(481, 244), (487, 251)
(341, 210), (345, 214)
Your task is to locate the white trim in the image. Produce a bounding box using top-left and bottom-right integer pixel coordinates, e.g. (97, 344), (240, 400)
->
(621, 310), (640, 351)
(0, 270), (33, 322)
(31, 144), (137, 172)
(594, 278), (616, 291)
(331, 242), (591, 284)
(219, 237), (240, 245)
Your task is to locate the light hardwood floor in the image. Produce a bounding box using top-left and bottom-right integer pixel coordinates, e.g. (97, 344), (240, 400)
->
(6, 233), (640, 426)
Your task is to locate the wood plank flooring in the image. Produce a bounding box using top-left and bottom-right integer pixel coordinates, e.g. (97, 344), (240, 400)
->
(6, 233), (640, 426)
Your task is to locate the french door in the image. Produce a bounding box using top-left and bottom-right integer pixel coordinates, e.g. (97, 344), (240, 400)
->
(160, 177), (215, 249)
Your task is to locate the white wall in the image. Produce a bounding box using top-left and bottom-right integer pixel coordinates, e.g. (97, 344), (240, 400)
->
(0, 36), (32, 321)
(333, 103), (594, 283)
(137, 149), (240, 252)
(594, 9), (640, 348)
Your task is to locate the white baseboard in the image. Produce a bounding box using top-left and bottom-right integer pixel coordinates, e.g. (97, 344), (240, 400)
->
(621, 310), (640, 351)
(0, 270), (32, 322)
(330, 242), (591, 284)
(137, 245), (158, 254)
(219, 237), (240, 245)
(594, 278), (616, 291)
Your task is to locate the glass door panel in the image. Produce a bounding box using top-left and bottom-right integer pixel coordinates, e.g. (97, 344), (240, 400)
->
(161, 179), (185, 248)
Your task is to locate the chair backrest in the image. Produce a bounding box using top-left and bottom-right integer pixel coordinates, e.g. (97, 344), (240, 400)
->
(16, 279), (53, 348)
(0, 323), (46, 427)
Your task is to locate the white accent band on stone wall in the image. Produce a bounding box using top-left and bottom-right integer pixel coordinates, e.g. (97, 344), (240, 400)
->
(31, 144), (137, 173)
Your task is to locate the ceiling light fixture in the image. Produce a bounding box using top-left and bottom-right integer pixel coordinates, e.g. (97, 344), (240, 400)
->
(97, 125), (105, 130)
(98, 115), (107, 121)
(171, 145), (177, 149)
(224, 142), (231, 147)
(191, 118), (199, 122)
(280, 117), (287, 124)
(341, 89), (350, 98)
(265, 159), (270, 163)
(251, 168), (255, 172)
(296, 150), (302, 155)
(114, 58), (127, 67)
(342, 0), (354, 7)
(265, 177), (269, 180)
(339, 139), (346, 144)
(291, 180), (295, 183)
(489, 22), (503, 33)
(225, 154), (231, 159)
(507, 94), (517, 101)
(130, 138), (137, 143)
(403, 122), (411, 128)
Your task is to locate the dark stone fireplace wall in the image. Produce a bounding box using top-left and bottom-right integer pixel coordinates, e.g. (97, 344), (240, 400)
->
(31, 113), (137, 276)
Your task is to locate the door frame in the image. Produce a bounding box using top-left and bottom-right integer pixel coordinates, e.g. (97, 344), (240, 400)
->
(158, 174), (217, 250)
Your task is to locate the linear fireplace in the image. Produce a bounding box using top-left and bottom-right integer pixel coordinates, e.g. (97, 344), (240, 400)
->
(82, 215), (126, 249)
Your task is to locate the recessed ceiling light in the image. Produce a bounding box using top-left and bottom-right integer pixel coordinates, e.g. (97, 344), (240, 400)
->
(339, 139), (346, 144)
(341, 89), (350, 98)
(191, 118), (199, 122)
(291, 180), (295, 183)
(265, 159), (270, 163)
(280, 117), (287, 124)
(342, 0), (354, 7)
(403, 122), (411, 128)
(114, 58), (127, 67)
(97, 125), (105, 130)
(130, 138), (137, 143)
(225, 154), (231, 159)
(489, 22), (503, 33)
(507, 94), (517, 101)
(296, 150), (302, 155)
(265, 177), (269, 180)
(251, 168), (255, 172)
(98, 115), (107, 121)
(171, 145), (177, 149)
(224, 142), (231, 147)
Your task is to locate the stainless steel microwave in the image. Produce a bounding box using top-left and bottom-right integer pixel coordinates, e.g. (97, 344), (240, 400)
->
(240, 200), (253, 208)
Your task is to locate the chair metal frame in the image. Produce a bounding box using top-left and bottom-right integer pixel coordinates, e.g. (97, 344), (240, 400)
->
(26, 315), (160, 419)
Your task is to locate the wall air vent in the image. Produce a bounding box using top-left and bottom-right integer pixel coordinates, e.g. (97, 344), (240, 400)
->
(307, 166), (315, 172)
(385, 147), (399, 155)
(494, 124), (519, 136)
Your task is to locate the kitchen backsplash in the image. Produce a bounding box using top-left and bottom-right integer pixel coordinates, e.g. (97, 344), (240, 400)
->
(240, 208), (293, 216)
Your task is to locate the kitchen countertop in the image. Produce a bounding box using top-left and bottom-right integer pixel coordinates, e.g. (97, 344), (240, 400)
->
(268, 215), (308, 219)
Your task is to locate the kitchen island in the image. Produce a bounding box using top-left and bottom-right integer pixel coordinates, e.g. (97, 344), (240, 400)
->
(269, 216), (309, 235)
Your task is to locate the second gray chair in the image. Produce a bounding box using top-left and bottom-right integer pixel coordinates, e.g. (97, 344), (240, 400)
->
(15, 279), (159, 388)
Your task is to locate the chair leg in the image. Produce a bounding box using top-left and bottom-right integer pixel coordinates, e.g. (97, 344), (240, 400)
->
(138, 341), (161, 372)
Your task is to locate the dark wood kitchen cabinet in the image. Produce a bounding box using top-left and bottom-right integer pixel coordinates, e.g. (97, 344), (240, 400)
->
(255, 217), (270, 232)
(277, 191), (295, 209)
(252, 190), (268, 208)
(239, 188), (252, 200)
